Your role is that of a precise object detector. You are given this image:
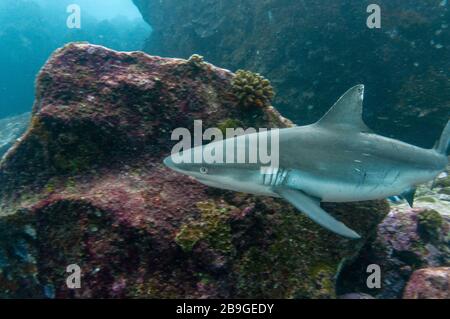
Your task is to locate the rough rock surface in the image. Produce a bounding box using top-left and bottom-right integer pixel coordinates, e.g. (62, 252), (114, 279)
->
(338, 205), (449, 298)
(339, 167), (449, 298)
(133, 0), (450, 148)
(0, 113), (31, 158)
(403, 267), (450, 299)
(0, 43), (389, 298)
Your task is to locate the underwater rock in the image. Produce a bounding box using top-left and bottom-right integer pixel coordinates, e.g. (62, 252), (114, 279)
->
(338, 205), (450, 299)
(0, 113), (31, 159)
(403, 267), (450, 299)
(0, 43), (388, 298)
(133, 0), (450, 148)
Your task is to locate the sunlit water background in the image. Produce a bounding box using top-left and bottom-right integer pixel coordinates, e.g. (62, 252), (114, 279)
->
(0, 0), (150, 119)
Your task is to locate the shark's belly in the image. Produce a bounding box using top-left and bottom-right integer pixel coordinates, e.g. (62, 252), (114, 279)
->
(286, 169), (409, 202)
(318, 182), (403, 202)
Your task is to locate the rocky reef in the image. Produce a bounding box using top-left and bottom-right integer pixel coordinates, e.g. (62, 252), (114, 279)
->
(133, 0), (450, 149)
(338, 170), (450, 299)
(403, 267), (450, 299)
(338, 206), (449, 298)
(0, 43), (389, 298)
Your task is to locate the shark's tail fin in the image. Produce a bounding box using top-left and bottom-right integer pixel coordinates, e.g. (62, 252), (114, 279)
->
(435, 120), (450, 155)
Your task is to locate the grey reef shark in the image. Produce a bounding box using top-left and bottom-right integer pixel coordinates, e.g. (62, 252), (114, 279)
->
(164, 85), (450, 239)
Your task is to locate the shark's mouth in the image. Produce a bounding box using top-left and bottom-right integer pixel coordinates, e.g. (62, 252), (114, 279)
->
(196, 177), (242, 192)
(196, 178), (220, 188)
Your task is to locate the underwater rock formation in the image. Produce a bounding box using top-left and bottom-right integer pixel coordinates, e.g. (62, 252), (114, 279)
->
(338, 205), (449, 299)
(0, 43), (388, 298)
(338, 168), (450, 298)
(133, 0), (450, 148)
(0, 113), (30, 158)
(403, 267), (450, 299)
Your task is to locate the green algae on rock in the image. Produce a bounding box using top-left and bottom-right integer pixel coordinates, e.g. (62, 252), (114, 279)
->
(0, 43), (388, 298)
(417, 210), (444, 243)
(175, 201), (236, 253)
(230, 199), (389, 299)
(435, 175), (450, 188)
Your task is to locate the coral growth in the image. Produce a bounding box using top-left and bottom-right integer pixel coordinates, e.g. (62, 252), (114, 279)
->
(417, 210), (444, 243)
(231, 70), (275, 108)
(187, 54), (206, 68)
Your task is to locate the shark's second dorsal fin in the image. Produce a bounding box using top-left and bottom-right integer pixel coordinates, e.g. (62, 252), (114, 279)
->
(316, 85), (372, 133)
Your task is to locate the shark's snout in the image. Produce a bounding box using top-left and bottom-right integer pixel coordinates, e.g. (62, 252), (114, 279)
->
(163, 156), (173, 168)
(164, 155), (183, 173)
(164, 155), (196, 177)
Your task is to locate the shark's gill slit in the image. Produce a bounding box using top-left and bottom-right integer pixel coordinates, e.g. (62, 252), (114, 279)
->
(263, 167), (288, 187)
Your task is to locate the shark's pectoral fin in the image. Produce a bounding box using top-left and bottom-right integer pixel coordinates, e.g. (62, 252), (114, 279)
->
(401, 187), (416, 207)
(273, 187), (361, 239)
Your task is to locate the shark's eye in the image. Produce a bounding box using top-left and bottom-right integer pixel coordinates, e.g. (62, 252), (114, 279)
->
(199, 167), (208, 174)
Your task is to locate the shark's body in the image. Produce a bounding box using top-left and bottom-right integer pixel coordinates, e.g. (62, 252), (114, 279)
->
(164, 85), (450, 239)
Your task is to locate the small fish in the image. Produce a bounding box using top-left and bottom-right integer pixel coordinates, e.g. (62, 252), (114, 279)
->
(165, 85), (449, 239)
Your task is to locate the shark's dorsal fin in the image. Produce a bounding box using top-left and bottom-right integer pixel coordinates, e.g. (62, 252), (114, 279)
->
(317, 85), (372, 133)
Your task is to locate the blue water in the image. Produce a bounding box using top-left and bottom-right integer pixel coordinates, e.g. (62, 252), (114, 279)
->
(0, 0), (150, 119)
